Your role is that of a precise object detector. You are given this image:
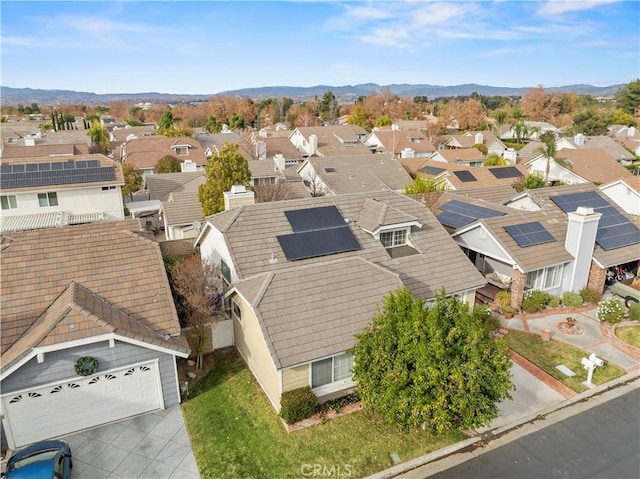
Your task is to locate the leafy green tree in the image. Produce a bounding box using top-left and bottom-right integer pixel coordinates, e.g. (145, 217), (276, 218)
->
(121, 163), (143, 200)
(87, 121), (110, 154)
(319, 90), (339, 122)
(229, 113), (245, 130)
(376, 115), (393, 127)
(158, 110), (181, 135)
(523, 173), (546, 189)
(403, 176), (445, 194)
(352, 287), (512, 432)
(483, 154), (505, 166)
(567, 109), (612, 136)
(347, 105), (373, 129)
(125, 119), (145, 127)
(156, 155), (181, 173)
(198, 143), (252, 216)
(615, 79), (640, 116)
(611, 109), (636, 127)
(205, 116), (223, 133)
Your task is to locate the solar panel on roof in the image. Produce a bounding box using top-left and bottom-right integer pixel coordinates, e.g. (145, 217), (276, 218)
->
(87, 160), (100, 168)
(550, 191), (640, 251)
(436, 212), (474, 229)
(12, 164), (25, 173)
(38, 163), (51, 171)
(51, 162), (64, 170)
(453, 170), (477, 182)
(25, 164), (38, 172)
(436, 199), (505, 229)
(0, 165), (116, 190)
(504, 221), (555, 247)
(63, 161), (75, 170)
(277, 226), (361, 260)
(0, 165), (11, 174)
(285, 205), (346, 232)
(489, 167), (523, 179)
(419, 165), (445, 175)
(75, 160), (87, 169)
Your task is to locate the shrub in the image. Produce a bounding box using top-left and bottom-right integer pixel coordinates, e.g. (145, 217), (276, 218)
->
(597, 297), (625, 323)
(562, 291), (584, 308)
(495, 290), (512, 307)
(521, 290), (553, 313)
(629, 303), (640, 321)
(279, 386), (318, 425)
(547, 295), (561, 308)
(580, 287), (602, 304)
(500, 305), (516, 317)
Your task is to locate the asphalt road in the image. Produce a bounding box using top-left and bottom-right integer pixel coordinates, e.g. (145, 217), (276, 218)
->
(431, 387), (640, 479)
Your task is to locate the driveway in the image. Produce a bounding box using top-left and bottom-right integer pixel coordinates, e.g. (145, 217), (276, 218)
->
(62, 405), (199, 478)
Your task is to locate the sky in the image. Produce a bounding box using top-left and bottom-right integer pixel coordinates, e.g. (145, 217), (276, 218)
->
(1, 0), (639, 95)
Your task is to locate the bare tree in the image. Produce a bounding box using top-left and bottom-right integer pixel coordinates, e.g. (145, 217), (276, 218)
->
(169, 254), (225, 370)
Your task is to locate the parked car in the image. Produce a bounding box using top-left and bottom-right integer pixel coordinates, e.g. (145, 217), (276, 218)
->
(610, 275), (640, 308)
(2, 440), (72, 479)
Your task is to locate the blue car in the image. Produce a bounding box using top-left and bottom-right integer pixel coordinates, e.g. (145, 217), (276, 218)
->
(3, 440), (72, 479)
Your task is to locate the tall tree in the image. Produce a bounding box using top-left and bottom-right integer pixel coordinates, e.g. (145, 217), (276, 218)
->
(352, 287), (512, 432)
(535, 136), (557, 185)
(615, 79), (640, 116)
(121, 163), (143, 201)
(87, 121), (110, 154)
(198, 143), (252, 216)
(156, 155), (182, 173)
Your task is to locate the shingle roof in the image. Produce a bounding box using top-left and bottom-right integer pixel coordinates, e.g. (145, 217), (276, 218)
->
(416, 160), (528, 190)
(306, 154), (413, 194)
(553, 148), (634, 184)
(433, 148), (485, 163)
(294, 126), (371, 156)
(367, 129), (436, 154)
(162, 191), (204, 226)
(124, 136), (207, 169)
(0, 220), (184, 361)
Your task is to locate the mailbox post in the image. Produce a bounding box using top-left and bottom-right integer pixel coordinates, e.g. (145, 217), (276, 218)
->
(581, 353), (604, 385)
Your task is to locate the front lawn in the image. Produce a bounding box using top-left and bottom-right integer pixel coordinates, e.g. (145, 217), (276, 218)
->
(506, 329), (626, 393)
(181, 351), (465, 479)
(615, 325), (640, 348)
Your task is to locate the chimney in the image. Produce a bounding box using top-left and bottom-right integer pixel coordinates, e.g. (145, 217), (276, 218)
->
(308, 134), (318, 156)
(565, 207), (601, 292)
(181, 159), (197, 172)
(223, 185), (255, 211)
(474, 132), (484, 144)
(24, 137), (35, 146)
(274, 154), (285, 172)
(574, 133), (585, 146)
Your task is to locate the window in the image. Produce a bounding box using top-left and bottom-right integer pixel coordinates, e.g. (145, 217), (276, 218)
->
(526, 264), (564, 291)
(1, 195), (17, 210)
(38, 192), (58, 207)
(221, 259), (231, 285)
(231, 298), (242, 321)
(311, 352), (353, 388)
(379, 229), (407, 248)
(253, 177), (276, 186)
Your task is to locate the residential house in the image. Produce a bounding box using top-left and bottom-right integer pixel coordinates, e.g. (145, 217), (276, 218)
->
(599, 177), (640, 217)
(364, 129), (436, 159)
(557, 134), (637, 165)
(0, 154), (125, 233)
(1, 129), (91, 160)
(525, 148), (634, 185)
(415, 160), (528, 191)
(0, 220), (190, 449)
(437, 184), (639, 308)
(297, 153), (413, 196)
(500, 121), (559, 141)
(428, 147), (485, 167)
(121, 136), (207, 183)
(289, 125), (371, 157)
(194, 190), (486, 409)
(443, 131), (512, 162)
(610, 125), (640, 158)
(109, 125), (156, 160)
(194, 131), (242, 160)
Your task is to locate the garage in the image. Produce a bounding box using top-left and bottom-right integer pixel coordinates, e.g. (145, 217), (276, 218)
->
(1, 361), (162, 448)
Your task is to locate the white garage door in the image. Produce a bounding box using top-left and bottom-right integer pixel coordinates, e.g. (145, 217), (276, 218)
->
(2, 362), (162, 447)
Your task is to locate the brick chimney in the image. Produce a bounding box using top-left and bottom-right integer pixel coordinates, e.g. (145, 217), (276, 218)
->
(565, 206), (601, 292)
(223, 185), (255, 211)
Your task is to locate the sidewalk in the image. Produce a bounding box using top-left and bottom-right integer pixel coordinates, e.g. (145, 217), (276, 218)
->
(367, 303), (640, 479)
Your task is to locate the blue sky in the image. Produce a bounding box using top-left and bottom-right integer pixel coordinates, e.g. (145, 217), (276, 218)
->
(1, 1), (638, 94)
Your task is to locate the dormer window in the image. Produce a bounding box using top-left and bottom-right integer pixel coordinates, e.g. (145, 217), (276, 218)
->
(171, 144), (191, 155)
(380, 229), (408, 248)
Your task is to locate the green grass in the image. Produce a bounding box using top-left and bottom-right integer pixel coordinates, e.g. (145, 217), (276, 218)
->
(181, 351), (464, 479)
(615, 325), (640, 348)
(506, 329), (626, 393)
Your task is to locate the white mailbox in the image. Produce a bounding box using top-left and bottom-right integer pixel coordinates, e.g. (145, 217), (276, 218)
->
(582, 354), (604, 385)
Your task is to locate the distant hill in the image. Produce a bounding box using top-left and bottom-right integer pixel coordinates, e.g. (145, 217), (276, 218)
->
(0, 83), (624, 106)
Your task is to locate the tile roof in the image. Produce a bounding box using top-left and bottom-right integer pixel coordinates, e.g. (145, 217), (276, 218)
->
(124, 136), (207, 169)
(294, 126), (371, 156)
(433, 148), (485, 163)
(416, 160), (528, 190)
(110, 126), (157, 143)
(306, 153), (413, 194)
(162, 191), (205, 226)
(145, 172), (206, 201)
(564, 135), (636, 162)
(1, 144), (89, 159)
(553, 148), (634, 184)
(235, 257), (404, 368)
(367, 129), (436, 154)
(260, 136), (303, 159)
(0, 220), (183, 361)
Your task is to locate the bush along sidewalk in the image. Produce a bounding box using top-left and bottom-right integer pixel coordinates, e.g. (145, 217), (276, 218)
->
(279, 387), (362, 432)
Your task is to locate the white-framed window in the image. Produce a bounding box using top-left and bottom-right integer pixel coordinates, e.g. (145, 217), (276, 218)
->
(311, 352), (353, 388)
(253, 177), (276, 186)
(221, 259), (231, 286)
(1, 195), (17, 210)
(379, 229), (407, 248)
(231, 298), (242, 321)
(38, 192), (58, 207)
(526, 264), (564, 291)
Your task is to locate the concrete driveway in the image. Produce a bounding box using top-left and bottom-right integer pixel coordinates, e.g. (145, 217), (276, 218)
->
(63, 405), (199, 478)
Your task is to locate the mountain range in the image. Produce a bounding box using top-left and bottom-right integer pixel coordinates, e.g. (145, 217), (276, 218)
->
(0, 83), (624, 106)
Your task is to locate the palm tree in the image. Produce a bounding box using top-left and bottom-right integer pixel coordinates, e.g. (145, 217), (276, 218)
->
(535, 137), (557, 185)
(514, 120), (528, 144)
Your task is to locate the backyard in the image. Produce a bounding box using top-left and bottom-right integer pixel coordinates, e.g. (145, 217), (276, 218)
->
(181, 350), (465, 479)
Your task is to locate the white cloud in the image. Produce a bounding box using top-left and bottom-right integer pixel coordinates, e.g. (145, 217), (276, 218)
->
(536, 0), (620, 16)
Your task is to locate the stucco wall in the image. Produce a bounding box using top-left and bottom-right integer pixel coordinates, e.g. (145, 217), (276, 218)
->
(282, 364), (309, 392)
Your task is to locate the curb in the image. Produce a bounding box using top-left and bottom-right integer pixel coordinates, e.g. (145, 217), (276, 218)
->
(366, 372), (640, 479)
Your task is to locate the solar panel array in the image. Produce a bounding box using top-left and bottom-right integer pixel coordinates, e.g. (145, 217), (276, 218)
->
(0, 160), (116, 189)
(550, 191), (640, 251)
(453, 170), (477, 183)
(504, 221), (555, 247)
(436, 199), (505, 229)
(489, 167), (523, 179)
(277, 205), (361, 260)
(419, 165), (445, 176)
